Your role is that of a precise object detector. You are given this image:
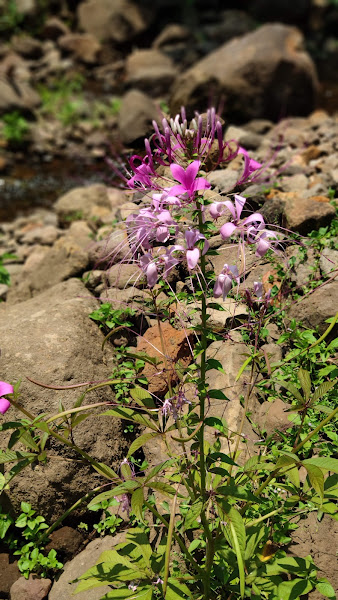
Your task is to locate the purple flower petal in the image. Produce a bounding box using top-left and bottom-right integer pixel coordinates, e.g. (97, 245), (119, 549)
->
(186, 247), (200, 270)
(0, 382), (13, 397)
(220, 222), (237, 239)
(184, 161), (201, 188)
(0, 398), (11, 414)
(170, 163), (186, 185)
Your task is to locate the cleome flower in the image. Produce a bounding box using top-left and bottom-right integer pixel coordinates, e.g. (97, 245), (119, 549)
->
(0, 381), (13, 415)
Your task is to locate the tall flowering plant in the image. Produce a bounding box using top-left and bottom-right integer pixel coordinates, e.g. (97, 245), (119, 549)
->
(1, 108), (337, 600)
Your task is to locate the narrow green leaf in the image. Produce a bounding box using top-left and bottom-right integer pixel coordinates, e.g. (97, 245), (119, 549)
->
(184, 500), (203, 529)
(130, 386), (156, 409)
(304, 464), (324, 501)
(144, 459), (175, 483)
(205, 359), (225, 373)
(87, 480), (139, 508)
(236, 356), (253, 381)
(131, 487), (145, 522)
(275, 380), (304, 403)
(128, 432), (159, 457)
(208, 389), (229, 400)
(297, 368), (312, 401)
(312, 379), (337, 403)
(0, 450), (36, 464)
(216, 485), (261, 503)
(92, 463), (119, 480)
(147, 481), (182, 497)
(303, 457), (338, 473)
(102, 408), (159, 431)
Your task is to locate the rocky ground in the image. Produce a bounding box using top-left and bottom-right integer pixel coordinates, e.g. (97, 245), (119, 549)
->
(0, 0), (337, 599)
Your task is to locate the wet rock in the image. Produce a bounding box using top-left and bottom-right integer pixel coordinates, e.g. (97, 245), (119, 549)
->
(137, 322), (194, 396)
(0, 278), (128, 520)
(118, 89), (161, 145)
(49, 533), (126, 600)
(77, 0), (149, 43)
(170, 24), (318, 121)
(125, 49), (177, 95)
(58, 33), (102, 64)
(0, 554), (20, 597)
(9, 575), (51, 600)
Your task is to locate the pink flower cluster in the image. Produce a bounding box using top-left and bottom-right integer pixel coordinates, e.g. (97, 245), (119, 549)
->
(121, 108), (278, 297)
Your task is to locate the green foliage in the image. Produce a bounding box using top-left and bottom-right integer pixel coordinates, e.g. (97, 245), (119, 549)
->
(0, 0), (24, 33)
(2, 112), (29, 144)
(0, 502), (63, 579)
(0, 253), (15, 286)
(37, 75), (86, 126)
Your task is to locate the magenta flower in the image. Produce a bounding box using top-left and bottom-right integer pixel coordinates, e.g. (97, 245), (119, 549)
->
(210, 195), (267, 250)
(0, 381), (13, 415)
(213, 264), (239, 300)
(237, 147), (263, 184)
(169, 160), (210, 200)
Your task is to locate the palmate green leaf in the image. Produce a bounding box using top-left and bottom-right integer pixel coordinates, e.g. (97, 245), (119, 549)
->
(312, 379), (337, 403)
(87, 480), (139, 508)
(102, 408), (159, 431)
(128, 432), (160, 457)
(0, 449), (36, 464)
(297, 368), (312, 401)
(303, 457), (338, 473)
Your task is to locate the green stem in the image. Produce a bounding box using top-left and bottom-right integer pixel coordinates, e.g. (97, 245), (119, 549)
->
(144, 500), (203, 576)
(163, 489), (179, 597)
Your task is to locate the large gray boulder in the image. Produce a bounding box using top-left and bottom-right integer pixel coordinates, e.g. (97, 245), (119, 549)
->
(170, 23), (318, 122)
(0, 278), (128, 520)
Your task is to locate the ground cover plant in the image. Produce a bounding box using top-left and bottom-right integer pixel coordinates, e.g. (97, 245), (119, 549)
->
(0, 107), (337, 600)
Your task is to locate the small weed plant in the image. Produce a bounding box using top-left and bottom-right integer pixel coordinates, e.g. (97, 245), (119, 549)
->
(0, 108), (337, 599)
(1, 111), (30, 145)
(0, 502), (63, 578)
